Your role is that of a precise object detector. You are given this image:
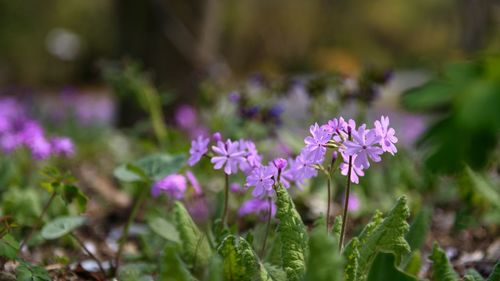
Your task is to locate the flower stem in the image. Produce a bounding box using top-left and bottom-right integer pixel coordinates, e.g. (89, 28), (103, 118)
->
(19, 192), (57, 251)
(221, 173), (229, 226)
(326, 154), (337, 234)
(339, 155), (352, 251)
(71, 233), (107, 277)
(114, 186), (147, 272)
(260, 197), (272, 258)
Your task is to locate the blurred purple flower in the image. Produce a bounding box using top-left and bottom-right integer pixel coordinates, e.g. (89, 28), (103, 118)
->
(175, 105), (197, 130)
(230, 183), (245, 194)
(188, 135), (209, 166)
(374, 116), (398, 155)
(348, 193), (360, 212)
(238, 198), (276, 220)
(212, 132), (222, 142)
(228, 91), (240, 103)
(151, 174), (187, 200)
(50, 137), (75, 157)
(28, 136), (52, 160)
(211, 139), (246, 175)
(185, 170), (202, 195)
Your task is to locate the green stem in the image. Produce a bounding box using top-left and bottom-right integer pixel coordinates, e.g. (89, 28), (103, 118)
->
(326, 153), (337, 234)
(260, 197), (273, 258)
(20, 192), (57, 250)
(115, 187), (147, 271)
(339, 155), (353, 251)
(71, 233), (107, 277)
(221, 173), (229, 226)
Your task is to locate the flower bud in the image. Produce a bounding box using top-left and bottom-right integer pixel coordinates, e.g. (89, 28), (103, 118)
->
(273, 158), (287, 170)
(212, 132), (222, 142)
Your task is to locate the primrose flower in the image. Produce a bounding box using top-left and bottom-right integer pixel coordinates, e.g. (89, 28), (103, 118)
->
(211, 139), (246, 175)
(188, 135), (209, 166)
(185, 170), (202, 195)
(288, 153), (318, 185)
(340, 155), (365, 184)
(246, 165), (276, 198)
(151, 174), (187, 200)
(238, 198), (276, 220)
(50, 137), (75, 157)
(324, 117), (347, 135)
(239, 140), (262, 174)
(342, 124), (383, 169)
(374, 116), (398, 155)
(28, 136), (52, 160)
(302, 123), (332, 164)
(273, 158), (287, 170)
(175, 105), (197, 130)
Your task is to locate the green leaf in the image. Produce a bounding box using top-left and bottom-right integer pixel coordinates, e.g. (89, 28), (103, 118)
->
(275, 184), (308, 281)
(367, 253), (418, 281)
(403, 251), (422, 276)
(343, 238), (360, 281)
(217, 235), (271, 281)
(464, 167), (500, 209)
(114, 154), (186, 182)
(487, 261), (500, 281)
(401, 207), (431, 268)
(429, 243), (459, 281)
(464, 269), (486, 281)
(303, 226), (343, 281)
(148, 217), (181, 243)
(15, 260), (51, 281)
(402, 80), (454, 111)
(41, 216), (86, 240)
(205, 255), (224, 281)
(0, 234), (20, 259)
(173, 202), (212, 270)
(53, 184), (88, 213)
(159, 243), (198, 281)
(117, 263), (155, 281)
(348, 196), (411, 280)
(263, 263), (287, 281)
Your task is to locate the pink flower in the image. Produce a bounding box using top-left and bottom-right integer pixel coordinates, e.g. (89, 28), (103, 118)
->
(246, 165), (275, 198)
(175, 105), (197, 129)
(211, 139), (246, 175)
(50, 137), (75, 157)
(374, 116), (398, 155)
(188, 135), (209, 166)
(151, 174), (187, 200)
(238, 140), (262, 174)
(185, 170), (202, 195)
(238, 198), (276, 220)
(342, 124), (383, 169)
(302, 123), (332, 164)
(340, 154), (365, 184)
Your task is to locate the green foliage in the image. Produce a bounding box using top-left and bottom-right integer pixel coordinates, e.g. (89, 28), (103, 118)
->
(429, 243), (459, 281)
(173, 202), (212, 270)
(464, 269), (485, 281)
(487, 262), (500, 281)
(303, 226), (343, 281)
(117, 263), (155, 281)
(1, 189), (42, 226)
(0, 234), (19, 259)
(40, 167), (87, 212)
(114, 153), (186, 182)
(147, 216), (181, 244)
(263, 263), (287, 281)
(205, 255), (224, 281)
(275, 184), (308, 281)
(402, 207), (431, 268)
(217, 235), (272, 281)
(15, 260), (51, 281)
(345, 196), (411, 280)
(367, 253), (418, 281)
(41, 215), (86, 240)
(343, 238), (360, 281)
(160, 243), (198, 281)
(402, 56), (500, 173)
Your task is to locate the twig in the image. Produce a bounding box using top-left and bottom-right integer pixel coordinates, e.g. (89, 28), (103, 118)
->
(71, 233), (106, 277)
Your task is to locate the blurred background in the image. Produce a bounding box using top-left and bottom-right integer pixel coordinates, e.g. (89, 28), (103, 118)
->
(1, 0), (500, 91)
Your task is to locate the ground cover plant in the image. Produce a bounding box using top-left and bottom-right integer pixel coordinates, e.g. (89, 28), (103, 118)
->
(0, 59), (499, 281)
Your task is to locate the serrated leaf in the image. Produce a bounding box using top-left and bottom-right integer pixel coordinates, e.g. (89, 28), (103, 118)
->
(217, 235), (272, 281)
(304, 226), (343, 281)
(41, 216), (86, 240)
(275, 184), (307, 281)
(0, 234), (19, 259)
(173, 202), (212, 270)
(343, 237), (360, 281)
(367, 253), (418, 281)
(349, 196), (411, 280)
(464, 269), (485, 281)
(429, 243), (459, 281)
(403, 251), (422, 276)
(148, 217), (180, 243)
(487, 262), (500, 281)
(159, 243), (198, 281)
(263, 263), (287, 281)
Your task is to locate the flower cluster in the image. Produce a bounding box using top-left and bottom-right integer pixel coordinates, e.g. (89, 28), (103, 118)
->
(151, 170), (202, 200)
(0, 97), (75, 160)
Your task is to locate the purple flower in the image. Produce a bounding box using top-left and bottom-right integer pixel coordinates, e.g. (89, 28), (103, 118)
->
(188, 135), (209, 166)
(230, 183), (245, 194)
(211, 139), (246, 175)
(50, 137), (75, 157)
(151, 174), (187, 200)
(374, 116), (398, 155)
(228, 91), (240, 103)
(340, 155), (365, 184)
(342, 124), (383, 169)
(212, 132), (222, 142)
(175, 105), (197, 130)
(288, 153), (318, 186)
(238, 198), (276, 220)
(302, 123), (332, 164)
(348, 193), (361, 212)
(246, 165), (275, 198)
(324, 117), (347, 134)
(185, 170), (202, 195)
(28, 136), (52, 160)
(273, 158), (287, 170)
(238, 140), (262, 174)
